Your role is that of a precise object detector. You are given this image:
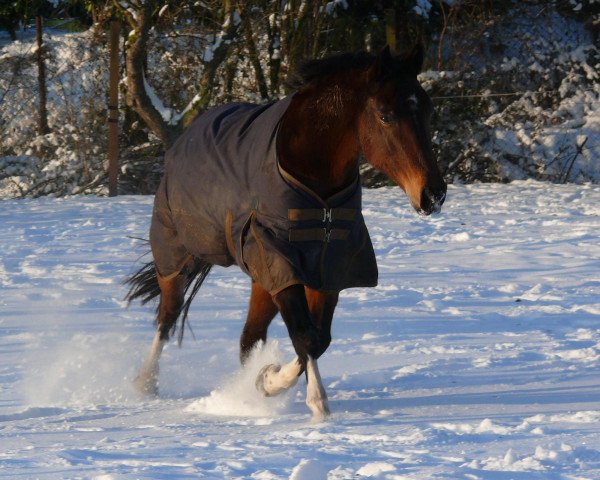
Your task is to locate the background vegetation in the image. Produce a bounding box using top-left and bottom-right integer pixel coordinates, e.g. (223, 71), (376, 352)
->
(0, 0), (598, 196)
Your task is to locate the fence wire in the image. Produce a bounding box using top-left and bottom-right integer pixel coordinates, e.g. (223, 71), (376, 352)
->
(0, 31), (599, 193)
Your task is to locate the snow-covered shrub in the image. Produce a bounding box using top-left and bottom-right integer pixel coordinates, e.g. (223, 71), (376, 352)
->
(0, 30), (109, 197)
(1, 2), (598, 198)
(423, 3), (600, 183)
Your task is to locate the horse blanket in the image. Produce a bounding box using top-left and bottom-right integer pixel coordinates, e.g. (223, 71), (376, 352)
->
(150, 96), (378, 295)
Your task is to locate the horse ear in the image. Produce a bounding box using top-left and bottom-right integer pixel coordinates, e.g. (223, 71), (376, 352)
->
(369, 45), (395, 81)
(403, 44), (424, 75)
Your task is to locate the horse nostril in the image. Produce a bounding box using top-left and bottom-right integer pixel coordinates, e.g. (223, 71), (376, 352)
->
(421, 187), (445, 215)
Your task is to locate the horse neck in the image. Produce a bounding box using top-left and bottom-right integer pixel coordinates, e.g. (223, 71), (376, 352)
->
(278, 81), (364, 199)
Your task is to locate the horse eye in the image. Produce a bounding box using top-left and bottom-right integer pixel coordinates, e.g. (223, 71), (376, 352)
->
(379, 112), (396, 125)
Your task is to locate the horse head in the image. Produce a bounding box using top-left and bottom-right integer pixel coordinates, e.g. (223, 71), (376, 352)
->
(359, 46), (447, 216)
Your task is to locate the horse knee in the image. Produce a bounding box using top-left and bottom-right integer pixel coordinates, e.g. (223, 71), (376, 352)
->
(290, 325), (330, 363)
(304, 331), (331, 360)
(314, 332), (331, 359)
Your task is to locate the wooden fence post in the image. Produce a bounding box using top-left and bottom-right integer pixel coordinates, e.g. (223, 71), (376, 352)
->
(385, 8), (397, 54)
(108, 19), (120, 197)
(36, 15), (49, 135)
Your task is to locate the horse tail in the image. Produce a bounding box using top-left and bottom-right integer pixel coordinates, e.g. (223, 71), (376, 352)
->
(124, 260), (161, 306)
(124, 258), (212, 345)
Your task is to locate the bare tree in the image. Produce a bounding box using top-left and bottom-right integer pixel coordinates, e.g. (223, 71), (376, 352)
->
(238, 3), (269, 100)
(114, 0), (241, 148)
(108, 18), (120, 196)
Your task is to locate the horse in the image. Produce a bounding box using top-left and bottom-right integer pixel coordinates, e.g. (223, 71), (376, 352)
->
(126, 45), (447, 421)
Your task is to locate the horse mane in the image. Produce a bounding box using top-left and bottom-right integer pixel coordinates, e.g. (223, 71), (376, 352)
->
(287, 51), (376, 90)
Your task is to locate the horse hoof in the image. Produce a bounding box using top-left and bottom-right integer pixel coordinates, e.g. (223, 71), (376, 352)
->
(307, 398), (331, 423)
(133, 373), (159, 397)
(310, 411), (330, 424)
(255, 364), (281, 397)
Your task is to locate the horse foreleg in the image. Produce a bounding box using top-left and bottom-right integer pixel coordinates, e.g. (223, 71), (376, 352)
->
(303, 288), (337, 420)
(255, 357), (302, 397)
(305, 355), (330, 421)
(255, 285), (336, 420)
(134, 270), (186, 396)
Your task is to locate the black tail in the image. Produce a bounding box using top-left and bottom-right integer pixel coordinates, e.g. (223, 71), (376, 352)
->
(124, 258), (212, 345)
(124, 260), (161, 306)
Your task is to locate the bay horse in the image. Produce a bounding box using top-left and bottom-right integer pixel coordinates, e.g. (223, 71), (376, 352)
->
(126, 45), (447, 420)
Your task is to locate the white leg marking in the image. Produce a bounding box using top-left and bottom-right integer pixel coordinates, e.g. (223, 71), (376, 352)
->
(134, 331), (165, 396)
(305, 356), (330, 421)
(256, 357), (301, 397)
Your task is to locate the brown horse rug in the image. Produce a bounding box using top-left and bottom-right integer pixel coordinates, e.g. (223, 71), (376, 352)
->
(150, 96), (378, 295)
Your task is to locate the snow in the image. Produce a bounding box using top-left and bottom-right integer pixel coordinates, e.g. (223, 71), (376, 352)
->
(143, 74), (174, 124)
(413, 0), (433, 18)
(324, 1), (349, 15)
(201, 11), (241, 63)
(158, 4), (169, 18)
(1, 182), (600, 478)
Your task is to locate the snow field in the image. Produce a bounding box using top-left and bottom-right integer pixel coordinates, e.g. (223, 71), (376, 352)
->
(1, 182), (599, 479)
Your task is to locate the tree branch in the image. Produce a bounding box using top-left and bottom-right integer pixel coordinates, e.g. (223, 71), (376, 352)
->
(181, 3), (241, 125)
(117, 0), (181, 147)
(239, 4), (269, 100)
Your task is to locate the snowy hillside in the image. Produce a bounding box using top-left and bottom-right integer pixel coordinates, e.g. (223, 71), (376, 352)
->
(1, 183), (600, 479)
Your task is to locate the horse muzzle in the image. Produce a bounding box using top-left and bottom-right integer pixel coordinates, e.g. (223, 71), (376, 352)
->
(417, 185), (447, 216)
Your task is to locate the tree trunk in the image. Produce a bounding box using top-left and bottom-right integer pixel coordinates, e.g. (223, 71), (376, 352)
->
(36, 16), (49, 135)
(118, 1), (241, 146)
(385, 8), (398, 53)
(183, 2), (241, 123)
(108, 19), (120, 197)
(265, 2), (282, 96)
(123, 0), (181, 148)
(240, 8), (269, 100)
(280, 0), (313, 86)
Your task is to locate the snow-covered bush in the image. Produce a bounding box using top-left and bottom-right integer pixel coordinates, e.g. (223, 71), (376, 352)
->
(0, 30), (109, 196)
(0, 1), (598, 198)
(424, 3), (600, 183)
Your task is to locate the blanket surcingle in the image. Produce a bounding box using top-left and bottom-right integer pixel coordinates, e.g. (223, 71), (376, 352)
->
(150, 96), (378, 295)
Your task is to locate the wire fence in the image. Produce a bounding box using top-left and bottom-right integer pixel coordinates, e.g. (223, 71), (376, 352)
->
(431, 88), (598, 101)
(0, 31), (599, 196)
(431, 88), (600, 159)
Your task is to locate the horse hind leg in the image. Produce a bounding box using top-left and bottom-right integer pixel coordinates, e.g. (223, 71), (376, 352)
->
(240, 281), (279, 364)
(134, 271), (186, 395)
(134, 330), (167, 396)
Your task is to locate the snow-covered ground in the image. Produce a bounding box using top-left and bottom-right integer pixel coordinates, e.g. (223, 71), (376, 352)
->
(1, 182), (599, 479)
